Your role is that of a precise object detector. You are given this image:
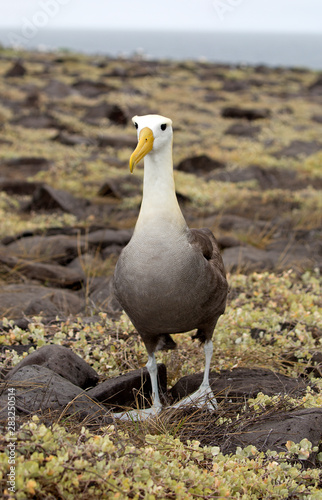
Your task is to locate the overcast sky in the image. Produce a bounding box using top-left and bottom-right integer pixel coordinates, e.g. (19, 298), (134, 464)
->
(1, 0), (322, 33)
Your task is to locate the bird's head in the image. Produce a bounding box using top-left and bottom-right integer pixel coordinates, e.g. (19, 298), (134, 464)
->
(129, 114), (173, 172)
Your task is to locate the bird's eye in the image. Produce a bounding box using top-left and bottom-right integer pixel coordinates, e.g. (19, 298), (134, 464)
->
(161, 123), (167, 131)
(134, 122), (138, 129)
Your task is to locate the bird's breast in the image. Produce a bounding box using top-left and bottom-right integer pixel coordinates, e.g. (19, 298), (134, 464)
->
(114, 232), (214, 334)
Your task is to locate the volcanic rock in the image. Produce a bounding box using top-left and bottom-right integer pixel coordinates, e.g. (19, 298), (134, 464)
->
(176, 155), (225, 175)
(7, 345), (99, 389)
(0, 253), (84, 287)
(24, 184), (89, 215)
(273, 140), (322, 158)
(224, 122), (261, 138)
(221, 106), (271, 120)
(5, 235), (84, 264)
(12, 113), (61, 129)
(0, 284), (85, 318)
(170, 367), (307, 403)
(98, 134), (137, 149)
(88, 364), (167, 410)
(5, 60), (27, 77)
(72, 79), (115, 98)
(84, 103), (127, 125)
(0, 365), (104, 420)
(44, 79), (74, 98)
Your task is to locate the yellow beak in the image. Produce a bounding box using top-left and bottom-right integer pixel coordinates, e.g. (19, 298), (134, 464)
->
(129, 127), (154, 173)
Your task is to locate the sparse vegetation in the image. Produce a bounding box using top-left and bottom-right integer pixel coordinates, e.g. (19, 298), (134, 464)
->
(0, 47), (321, 498)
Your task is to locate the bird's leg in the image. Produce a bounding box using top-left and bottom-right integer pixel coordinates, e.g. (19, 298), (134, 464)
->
(146, 353), (162, 410)
(200, 339), (213, 389)
(112, 353), (162, 421)
(172, 340), (217, 410)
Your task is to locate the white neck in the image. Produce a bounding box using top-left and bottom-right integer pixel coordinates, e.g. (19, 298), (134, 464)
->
(135, 141), (187, 234)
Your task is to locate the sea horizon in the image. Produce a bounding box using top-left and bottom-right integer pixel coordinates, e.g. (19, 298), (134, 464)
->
(0, 28), (321, 70)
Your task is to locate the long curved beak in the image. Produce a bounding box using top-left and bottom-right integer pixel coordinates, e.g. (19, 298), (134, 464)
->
(129, 127), (154, 173)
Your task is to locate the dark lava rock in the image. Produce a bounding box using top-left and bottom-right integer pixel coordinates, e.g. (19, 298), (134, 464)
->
(0, 180), (42, 195)
(42, 226), (92, 238)
(84, 103), (128, 125)
(311, 114), (322, 124)
(176, 155), (225, 175)
(44, 79), (74, 98)
(23, 296), (79, 319)
(209, 165), (316, 191)
(224, 122), (261, 138)
(5, 60), (27, 77)
(283, 350), (322, 379)
(2, 157), (49, 168)
(12, 113), (61, 129)
(216, 214), (269, 233)
(204, 92), (226, 103)
(97, 180), (123, 199)
(221, 80), (249, 92)
(24, 90), (40, 108)
(209, 165), (270, 185)
(253, 65), (271, 74)
(128, 64), (158, 78)
(273, 140), (322, 158)
(72, 79), (115, 98)
(307, 352), (322, 378)
(98, 175), (142, 199)
(0, 365), (105, 421)
(0, 138), (12, 146)
(0, 253), (83, 287)
(67, 253), (99, 279)
(53, 131), (95, 147)
(101, 244), (124, 258)
(103, 65), (129, 78)
(4, 228), (132, 264)
(308, 75), (322, 95)
(87, 277), (122, 315)
(86, 228), (132, 249)
(223, 408), (322, 458)
(88, 364), (167, 410)
(0, 284), (84, 319)
(5, 235), (84, 264)
(247, 78), (266, 88)
(98, 133), (137, 149)
(0, 157), (50, 179)
(221, 106), (271, 120)
(24, 184), (89, 215)
(223, 241), (320, 273)
(217, 235), (243, 250)
(170, 367), (307, 403)
(7, 345), (99, 389)
(222, 245), (274, 272)
(198, 214), (269, 236)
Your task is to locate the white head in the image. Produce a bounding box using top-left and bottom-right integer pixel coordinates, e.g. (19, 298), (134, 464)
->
(129, 114), (173, 172)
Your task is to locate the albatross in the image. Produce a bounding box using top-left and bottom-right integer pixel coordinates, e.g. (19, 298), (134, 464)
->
(113, 114), (228, 419)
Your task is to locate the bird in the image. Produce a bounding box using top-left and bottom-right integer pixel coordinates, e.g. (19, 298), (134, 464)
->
(113, 114), (228, 419)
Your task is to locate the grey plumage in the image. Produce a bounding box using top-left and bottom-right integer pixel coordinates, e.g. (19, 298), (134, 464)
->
(114, 226), (227, 353)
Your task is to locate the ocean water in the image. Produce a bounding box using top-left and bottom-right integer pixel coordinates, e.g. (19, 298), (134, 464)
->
(1, 28), (322, 69)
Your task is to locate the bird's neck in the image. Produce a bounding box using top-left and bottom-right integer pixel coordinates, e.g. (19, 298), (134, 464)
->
(135, 143), (187, 234)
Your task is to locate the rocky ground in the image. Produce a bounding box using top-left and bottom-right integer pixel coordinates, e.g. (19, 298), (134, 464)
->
(0, 48), (321, 497)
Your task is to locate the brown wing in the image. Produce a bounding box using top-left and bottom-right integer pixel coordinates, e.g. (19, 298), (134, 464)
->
(189, 227), (226, 277)
(188, 227), (228, 342)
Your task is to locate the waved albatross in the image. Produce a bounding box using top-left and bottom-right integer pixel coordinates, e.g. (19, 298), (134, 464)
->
(113, 114), (228, 419)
